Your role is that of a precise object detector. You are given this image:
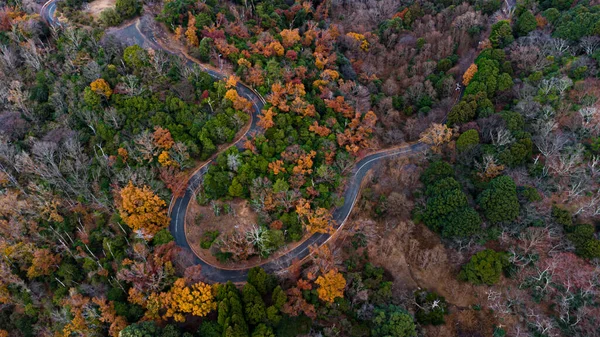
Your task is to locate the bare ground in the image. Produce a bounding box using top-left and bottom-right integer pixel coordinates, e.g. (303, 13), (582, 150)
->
(84, 0), (116, 18)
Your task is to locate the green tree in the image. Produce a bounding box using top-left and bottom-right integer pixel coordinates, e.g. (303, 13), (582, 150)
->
(515, 10), (537, 36)
(123, 45), (148, 70)
(422, 177), (481, 238)
(115, 0), (142, 19)
(242, 283), (266, 325)
(252, 324), (275, 337)
(456, 129), (480, 152)
(372, 305), (417, 337)
(490, 21), (514, 48)
(477, 175), (519, 223)
(567, 224), (600, 259)
(247, 267), (276, 295)
(199, 37), (213, 62)
(100, 8), (122, 27)
(460, 249), (508, 285)
(447, 99), (477, 125)
(120, 322), (161, 337)
(420, 161), (454, 185)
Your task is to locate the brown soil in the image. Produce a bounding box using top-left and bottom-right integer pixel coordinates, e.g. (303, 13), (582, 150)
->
(185, 198), (313, 269)
(186, 198), (257, 266)
(84, 0), (116, 18)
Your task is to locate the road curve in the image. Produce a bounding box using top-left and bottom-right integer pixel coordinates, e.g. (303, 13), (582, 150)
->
(40, 5), (428, 282)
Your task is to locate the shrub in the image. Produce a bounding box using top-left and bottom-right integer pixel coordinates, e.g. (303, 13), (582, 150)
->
(200, 230), (220, 249)
(551, 205), (572, 227)
(115, 0), (142, 20)
(152, 229), (174, 246)
(460, 249), (508, 285)
(519, 186), (542, 202)
(99, 8), (122, 27)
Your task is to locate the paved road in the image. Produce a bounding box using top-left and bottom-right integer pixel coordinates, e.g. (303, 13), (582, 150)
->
(40, 5), (429, 282)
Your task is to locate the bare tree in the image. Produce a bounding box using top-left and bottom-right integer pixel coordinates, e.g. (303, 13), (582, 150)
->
(579, 36), (600, 55)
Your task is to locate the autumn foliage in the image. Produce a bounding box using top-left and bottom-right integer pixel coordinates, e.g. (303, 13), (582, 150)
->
(419, 123), (454, 154)
(185, 12), (199, 47)
(315, 269), (346, 303)
(119, 181), (169, 237)
(153, 126), (174, 150)
(462, 63), (478, 85)
(90, 78), (112, 99)
(146, 278), (216, 322)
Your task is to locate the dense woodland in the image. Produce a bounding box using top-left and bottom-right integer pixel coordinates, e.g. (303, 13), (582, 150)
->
(1, 0), (600, 336)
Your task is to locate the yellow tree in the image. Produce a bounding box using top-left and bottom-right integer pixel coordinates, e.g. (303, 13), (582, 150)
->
(258, 107), (276, 129)
(419, 123), (453, 154)
(174, 26), (183, 41)
(27, 248), (61, 279)
(463, 63), (478, 85)
(225, 75), (239, 89)
(185, 12), (199, 47)
(315, 269), (346, 303)
(225, 89), (253, 112)
(119, 181), (169, 237)
(306, 208), (333, 234)
(90, 79), (112, 99)
(280, 28), (301, 48)
(149, 278), (216, 322)
(268, 159), (286, 175)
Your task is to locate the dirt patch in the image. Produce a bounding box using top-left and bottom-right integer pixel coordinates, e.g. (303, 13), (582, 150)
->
(186, 198), (258, 265)
(84, 0), (116, 18)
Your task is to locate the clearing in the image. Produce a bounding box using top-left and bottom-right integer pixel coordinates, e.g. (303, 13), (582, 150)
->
(84, 0), (116, 18)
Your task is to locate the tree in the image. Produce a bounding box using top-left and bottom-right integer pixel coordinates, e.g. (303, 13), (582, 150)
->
(185, 12), (199, 47)
(27, 248), (61, 279)
(247, 267), (276, 295)
(567, 224), (600, 259)
(462, 64), (478, 85)
(419, 123), (453, 154)
(456, 129), (479, 152)
(119, 321), (161, 337)
(459, 249), (508, 285)
(372, 305), (417, 337)
(146, 278), (216, 322)
(477, 175), (519, 224)
(153, 126), (174, 150)
(280, 29), (300, 48)
(315, 269), (346, 303)
(115, 0), (142, 20)
(90, 79), (112, 99)
(119, 181), (170, 237)
(516, 10), (537, 36)
(414, 290), (448, 325)
(490, 21), (514, 48)
(422, 177), (481, 238)
(242, 283), (266, 325)
(447, 99), (477, 126)
(252, 324), (275, 337)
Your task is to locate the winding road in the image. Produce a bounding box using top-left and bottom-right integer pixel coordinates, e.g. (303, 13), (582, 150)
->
(41, 4), (429, 282)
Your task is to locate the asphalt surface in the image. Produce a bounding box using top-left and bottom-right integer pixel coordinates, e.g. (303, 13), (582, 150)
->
(40, 6), (429, 282)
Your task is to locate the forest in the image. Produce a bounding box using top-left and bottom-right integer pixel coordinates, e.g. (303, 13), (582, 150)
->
(1, 0), (600, 336)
